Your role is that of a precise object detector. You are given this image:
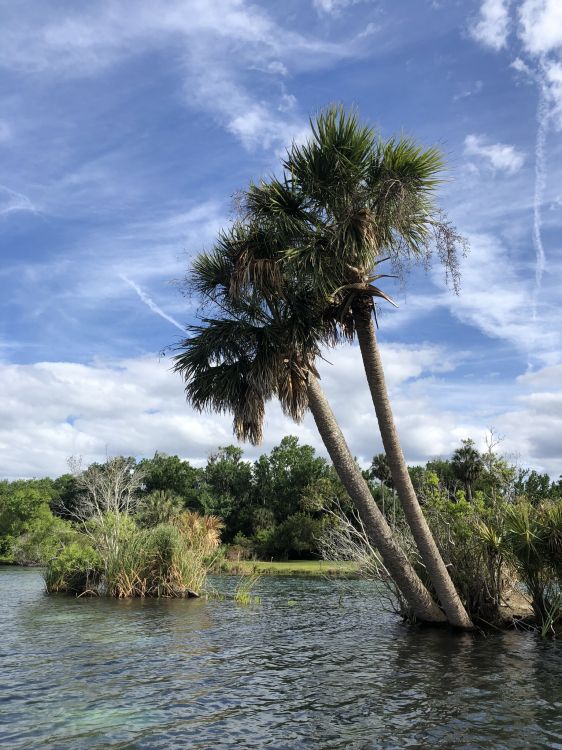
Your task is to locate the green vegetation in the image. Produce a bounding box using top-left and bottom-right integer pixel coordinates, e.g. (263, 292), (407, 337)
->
(233, 572), (262, 605)
(365, 451), (562, 631)
(1, 434), (560, 630)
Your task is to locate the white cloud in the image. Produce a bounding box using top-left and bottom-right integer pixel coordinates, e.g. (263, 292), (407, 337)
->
(518, 0), (562, 56)
(510, 56), (533, 77)
(279, 93), (297, 112)
(453, 80), (484, 102)
(120, 276), (185, 332)
(470, 0), (512, 51)
(266, 61), (288, 76)
(0, 345), (460, 478)
(3, 343), (560, 479)
(544, 59), (562, 128)
(464, 134), (525, 173)
(313, 0), (372, 16)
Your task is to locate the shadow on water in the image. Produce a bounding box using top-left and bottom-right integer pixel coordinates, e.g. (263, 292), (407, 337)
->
(1, 567), (561, 749)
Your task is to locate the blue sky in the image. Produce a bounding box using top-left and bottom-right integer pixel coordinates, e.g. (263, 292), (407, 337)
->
(1, 0), (561, 478)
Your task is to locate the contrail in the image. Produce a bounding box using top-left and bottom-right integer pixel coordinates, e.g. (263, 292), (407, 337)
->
(532, 69), (549, 318)
(121, 274), (185, 332)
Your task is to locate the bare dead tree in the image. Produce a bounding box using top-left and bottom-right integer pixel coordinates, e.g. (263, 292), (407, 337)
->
(67, 456), (144, 521)
(59, 456), (145, 565)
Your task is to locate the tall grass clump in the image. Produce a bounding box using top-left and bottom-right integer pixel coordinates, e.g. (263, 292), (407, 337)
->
(44, 509), (223, 598)
(233, 572), (262, 605)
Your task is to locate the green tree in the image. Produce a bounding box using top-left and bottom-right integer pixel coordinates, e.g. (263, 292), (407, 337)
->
(253, 436), (328, 521)
(0, 479), (60, 561)
(174, 245), (446, 624)
(208, 106), (471, 628)
(198, 445), (254, 540)
(138, 452), (201, 509)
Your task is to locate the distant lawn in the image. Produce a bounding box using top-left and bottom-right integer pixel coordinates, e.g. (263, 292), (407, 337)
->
(222, 559), (360, 578)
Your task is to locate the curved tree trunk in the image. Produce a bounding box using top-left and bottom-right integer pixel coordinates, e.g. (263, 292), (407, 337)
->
(352, 299), (474, 630)
(306, 373), (446, 625)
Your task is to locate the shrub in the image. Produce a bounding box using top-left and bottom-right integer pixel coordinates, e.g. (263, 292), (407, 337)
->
(503, 501), (562, 633)
(12, 509), (74, 566)
(421, 495), (514, 625)
(44, 541), (102, 594)
(106, 524), (203, 597)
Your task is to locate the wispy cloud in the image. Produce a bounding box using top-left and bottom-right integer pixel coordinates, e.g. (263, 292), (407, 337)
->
(516, 1), (562, 300)
(120, 275), (185, 332)
(433, 232), (562, 364)
(453, 80), (483, 102)
(469, 1), (562, 308)
(0, 185), (36, 216)
(464, 134), (525, 173)
(532, 76), (549, 307)
(0, 0), (369, 154)
(312, 0), (375, 16)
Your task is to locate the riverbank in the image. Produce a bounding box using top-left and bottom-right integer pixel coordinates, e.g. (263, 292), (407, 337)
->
(221, 559), (360, 578)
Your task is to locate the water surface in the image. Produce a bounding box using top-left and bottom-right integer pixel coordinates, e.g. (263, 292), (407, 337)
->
(1, 566), (561, 749)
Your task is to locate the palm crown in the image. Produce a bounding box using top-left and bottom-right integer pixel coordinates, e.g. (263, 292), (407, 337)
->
(236, 106), (460, 321)
(174, 242), (338, 445)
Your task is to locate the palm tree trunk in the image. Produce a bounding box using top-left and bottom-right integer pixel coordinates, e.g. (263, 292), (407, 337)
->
(352, 300), (474, 630)
(306, 373), (446, 625)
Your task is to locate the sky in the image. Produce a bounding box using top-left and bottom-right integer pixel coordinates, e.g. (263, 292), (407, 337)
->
(1, 0), (561, 479)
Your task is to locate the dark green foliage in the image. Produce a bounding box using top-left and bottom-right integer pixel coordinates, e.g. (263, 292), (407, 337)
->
(50, 474), (81, 520)
(138, 453), (201, 509)
(198, 446), (253, 540)
(0, 479), (58, 560)
(262, 513), (327, 560)
(135, 490), (184, 528)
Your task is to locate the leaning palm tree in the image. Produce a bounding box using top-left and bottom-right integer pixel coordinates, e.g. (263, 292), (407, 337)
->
(226, 106), (472, 629)
(174, 252), (447, 624)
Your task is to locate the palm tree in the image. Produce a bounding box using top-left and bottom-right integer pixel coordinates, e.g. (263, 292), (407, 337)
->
(451, 439), (483, 502)
(174, 251), (446, 624)
(226, 106), (473, 629)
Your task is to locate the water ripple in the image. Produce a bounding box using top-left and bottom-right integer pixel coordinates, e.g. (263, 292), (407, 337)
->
(1, 568), (561, 749)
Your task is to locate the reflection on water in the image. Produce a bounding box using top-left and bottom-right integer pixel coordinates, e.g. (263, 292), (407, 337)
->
(1, 567), (561, 749)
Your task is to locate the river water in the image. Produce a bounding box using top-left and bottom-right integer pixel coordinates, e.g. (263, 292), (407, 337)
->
(1, 566), (561, 749)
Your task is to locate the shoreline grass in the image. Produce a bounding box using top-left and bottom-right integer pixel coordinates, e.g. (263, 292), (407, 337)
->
(220, 559), (360, 578)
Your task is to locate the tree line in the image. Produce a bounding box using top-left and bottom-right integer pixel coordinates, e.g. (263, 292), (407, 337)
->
(2, 435), (559, 566)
